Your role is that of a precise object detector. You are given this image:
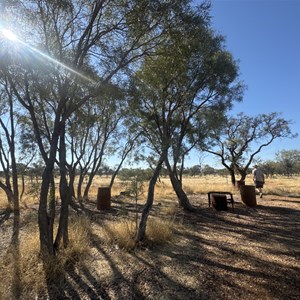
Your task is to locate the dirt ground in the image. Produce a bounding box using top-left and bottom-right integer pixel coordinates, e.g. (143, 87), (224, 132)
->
(1, 193), (300, 299)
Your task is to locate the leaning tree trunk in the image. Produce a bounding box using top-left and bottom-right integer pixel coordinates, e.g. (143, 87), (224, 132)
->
(135, 157), (164, 244)
(165, 158), (196, 212)
(20, 174), (25, 201)
(48, 175), (56, 249)
(83, 174), (94, 199)
(77, 167), (89, 200)
(67, 167), (81, 211)
(168, 171), (196, 211)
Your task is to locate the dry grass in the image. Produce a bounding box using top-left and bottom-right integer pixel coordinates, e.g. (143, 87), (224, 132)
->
(146, 217), (174, 244)
(101, 217), (174, 250)
(0, 199), (175, 299)
(1, 175), (299, 210)
(0, 216), (91, 300)
(0, 175), (300, 299)
(101, 219), (137, 250)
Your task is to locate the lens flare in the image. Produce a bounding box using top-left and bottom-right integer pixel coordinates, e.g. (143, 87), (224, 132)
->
(2, 28), (18, 41)
(1, 27), (95, 84)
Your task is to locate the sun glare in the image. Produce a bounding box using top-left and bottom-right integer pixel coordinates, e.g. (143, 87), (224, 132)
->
(2, 28), (18, 41)
(0, 27), (94, 83)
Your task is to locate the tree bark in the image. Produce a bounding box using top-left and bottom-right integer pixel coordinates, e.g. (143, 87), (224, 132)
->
(135, 156), (164, 244)
(54, 123), (69, 250)
(77, 171), (84, 200)
(38, 163), (56, 255)
(230, 169), (236, 186)
(164, 158), (196, 212)
(38, 124), (61, 255)
(20, 175), (25, 201)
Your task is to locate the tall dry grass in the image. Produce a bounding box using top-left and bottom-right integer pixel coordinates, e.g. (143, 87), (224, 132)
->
(0, 216), (174, 298)
(100, 216), (175, 250)
(0, 216), (91, 300)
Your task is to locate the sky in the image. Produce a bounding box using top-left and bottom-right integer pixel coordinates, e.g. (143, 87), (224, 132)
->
(2, 1), (299, 170)
(187, 0), (300, 168)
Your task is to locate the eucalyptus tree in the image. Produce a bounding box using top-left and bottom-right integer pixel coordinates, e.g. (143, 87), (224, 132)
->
(0, 78), (20, 214)
(261, 160), (278, 178)
(65, 80), (127, 200)
(130, 3), (244, 243)
(1, 0), (187, 255)
(200, 112), (297, 185)
(129, 3), (242, 215)
(275, 149), (300, 176)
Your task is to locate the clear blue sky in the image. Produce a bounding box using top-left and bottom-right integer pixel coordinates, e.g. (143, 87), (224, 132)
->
(188, 0), (300, 167)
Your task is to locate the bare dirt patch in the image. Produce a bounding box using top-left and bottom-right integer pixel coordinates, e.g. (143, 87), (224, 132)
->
(1, 193), (300, 299)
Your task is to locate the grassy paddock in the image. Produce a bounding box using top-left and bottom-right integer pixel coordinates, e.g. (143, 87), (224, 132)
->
(74, 174), (300, 200)
(0, 175), (299, 210)
(0, 175), (299, 299)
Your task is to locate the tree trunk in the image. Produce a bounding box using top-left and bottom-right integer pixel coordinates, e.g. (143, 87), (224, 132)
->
(83, 174), (94, 199)
(48, 176), (56, 249)
(68, 169), (80, 211)
(20, 174), (25, 201)
(38, 164), (55, 255)
(68, 169), (76, 199)
(11, 145), (20, 215)
(168, 170), (196, 211)
(38, 128), (60, 255)
(54, 124), (69, 250)
(0, 182), (14, 207)
(109, 170), (118, 190)
(235, 167), (248, 183)
(165, 158), (196, 212)
(77, 171), (86, 200)
(136, 157), (163, 244)
(230, 170), (236, 186)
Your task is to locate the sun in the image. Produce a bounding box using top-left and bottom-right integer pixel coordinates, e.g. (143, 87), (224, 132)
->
(1, 28), (18, 42)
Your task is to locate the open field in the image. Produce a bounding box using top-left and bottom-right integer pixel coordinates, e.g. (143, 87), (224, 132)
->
(90, 174), (300, 199)
(1, 175), (300, 210)
(0, 175), (300, 299)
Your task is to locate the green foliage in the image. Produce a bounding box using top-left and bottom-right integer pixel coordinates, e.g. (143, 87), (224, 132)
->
(199, 112), (297, 184)
(275, 149), (300, 176)
(119, 168), (152, 197)
(119, 168), (152, 181)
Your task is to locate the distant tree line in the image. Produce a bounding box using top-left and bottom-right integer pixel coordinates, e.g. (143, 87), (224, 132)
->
(260, 150), (300, 177)
(170, 149), (300, 177)
(114, 149), (300, 179)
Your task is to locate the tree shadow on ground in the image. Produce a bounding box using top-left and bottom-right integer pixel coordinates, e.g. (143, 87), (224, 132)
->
(169, 196), (300, 299)
(61, 230), (147, 299)
(8, 194), (299, 299)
